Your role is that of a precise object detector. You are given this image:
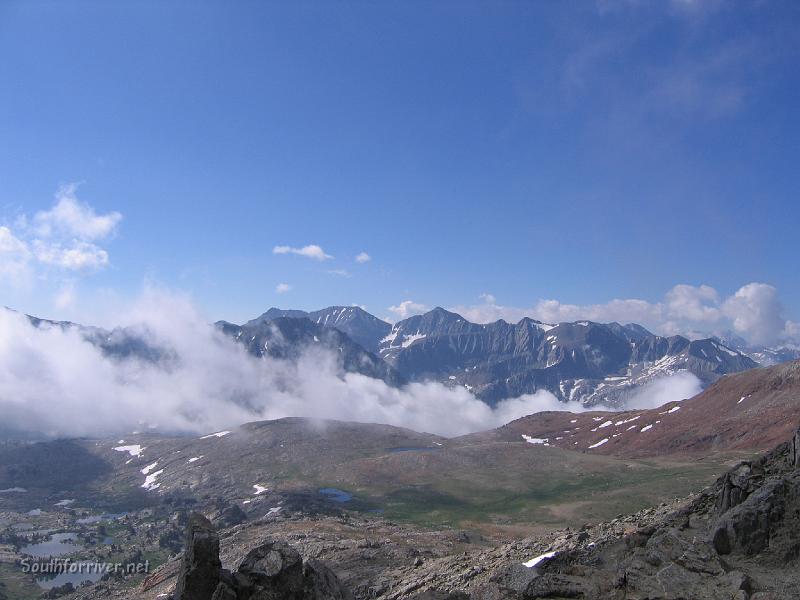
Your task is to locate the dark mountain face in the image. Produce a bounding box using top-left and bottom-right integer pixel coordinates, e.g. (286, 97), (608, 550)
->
(306, 306), (391, 354)
(216, 316), (404, 386)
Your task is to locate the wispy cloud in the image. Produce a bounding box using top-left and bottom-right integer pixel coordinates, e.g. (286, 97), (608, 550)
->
(518, 1), (770, 132)
(275, 283), (292, 294)
(272, 244), (333, 261)
(642, 39), (756, 120)
(327, 269), (352, 278)
(355, 252), (371, 264)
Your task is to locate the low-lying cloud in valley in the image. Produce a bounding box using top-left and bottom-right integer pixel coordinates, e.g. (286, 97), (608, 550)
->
(623, 371), (703, 410)
(0, 289), (624, 439)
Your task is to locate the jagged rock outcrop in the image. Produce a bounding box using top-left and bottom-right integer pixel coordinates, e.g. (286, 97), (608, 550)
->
(709, 437), (800, 561)
(793, 428), (800, 468)
(174, 513), (351, 600)
(711, 477), (798, 557)
(717, 462), (765, 514)
(174, 513), (223, 600)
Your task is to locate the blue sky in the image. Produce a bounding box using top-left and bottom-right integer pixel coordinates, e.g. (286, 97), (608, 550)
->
(0, 1), (798, 344)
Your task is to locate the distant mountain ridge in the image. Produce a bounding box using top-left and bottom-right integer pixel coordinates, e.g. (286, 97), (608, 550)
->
(375, 307), (757, 405)
(712, 331), (800, 366)
(241, 305), (760, 407)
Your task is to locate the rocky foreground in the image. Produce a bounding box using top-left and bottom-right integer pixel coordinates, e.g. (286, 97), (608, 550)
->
(69, 427), (800, 599)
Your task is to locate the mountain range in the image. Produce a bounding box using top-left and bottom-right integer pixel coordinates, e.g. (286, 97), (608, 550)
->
(17, 304), (797, 408)
(215, 305), (763, 407)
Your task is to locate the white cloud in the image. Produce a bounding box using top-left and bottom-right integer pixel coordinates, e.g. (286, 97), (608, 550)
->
(272, 244), (333, 261)
(721, 283), (786, 346)
(275, 283), (292, 294)
(33, 183), (121, 241)
(388, 300), (429, 320)
(449, 282), (798, 346)
(327, 269), (352, 278)
(665, 284), (720, 322)
(355, 252), (371, 264)
(0, 293), (596, 438)
(0, 186), (120, 292)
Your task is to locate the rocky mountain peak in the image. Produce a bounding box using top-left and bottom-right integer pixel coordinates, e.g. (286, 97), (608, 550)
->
(246, 308), (310, 327)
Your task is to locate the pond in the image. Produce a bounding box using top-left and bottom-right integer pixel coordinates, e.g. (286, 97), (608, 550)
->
(76, 512), (127, 524)
(318, 488), (353, 503)
(36, 561), (104, 590)
(20, 533), (79, 558)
